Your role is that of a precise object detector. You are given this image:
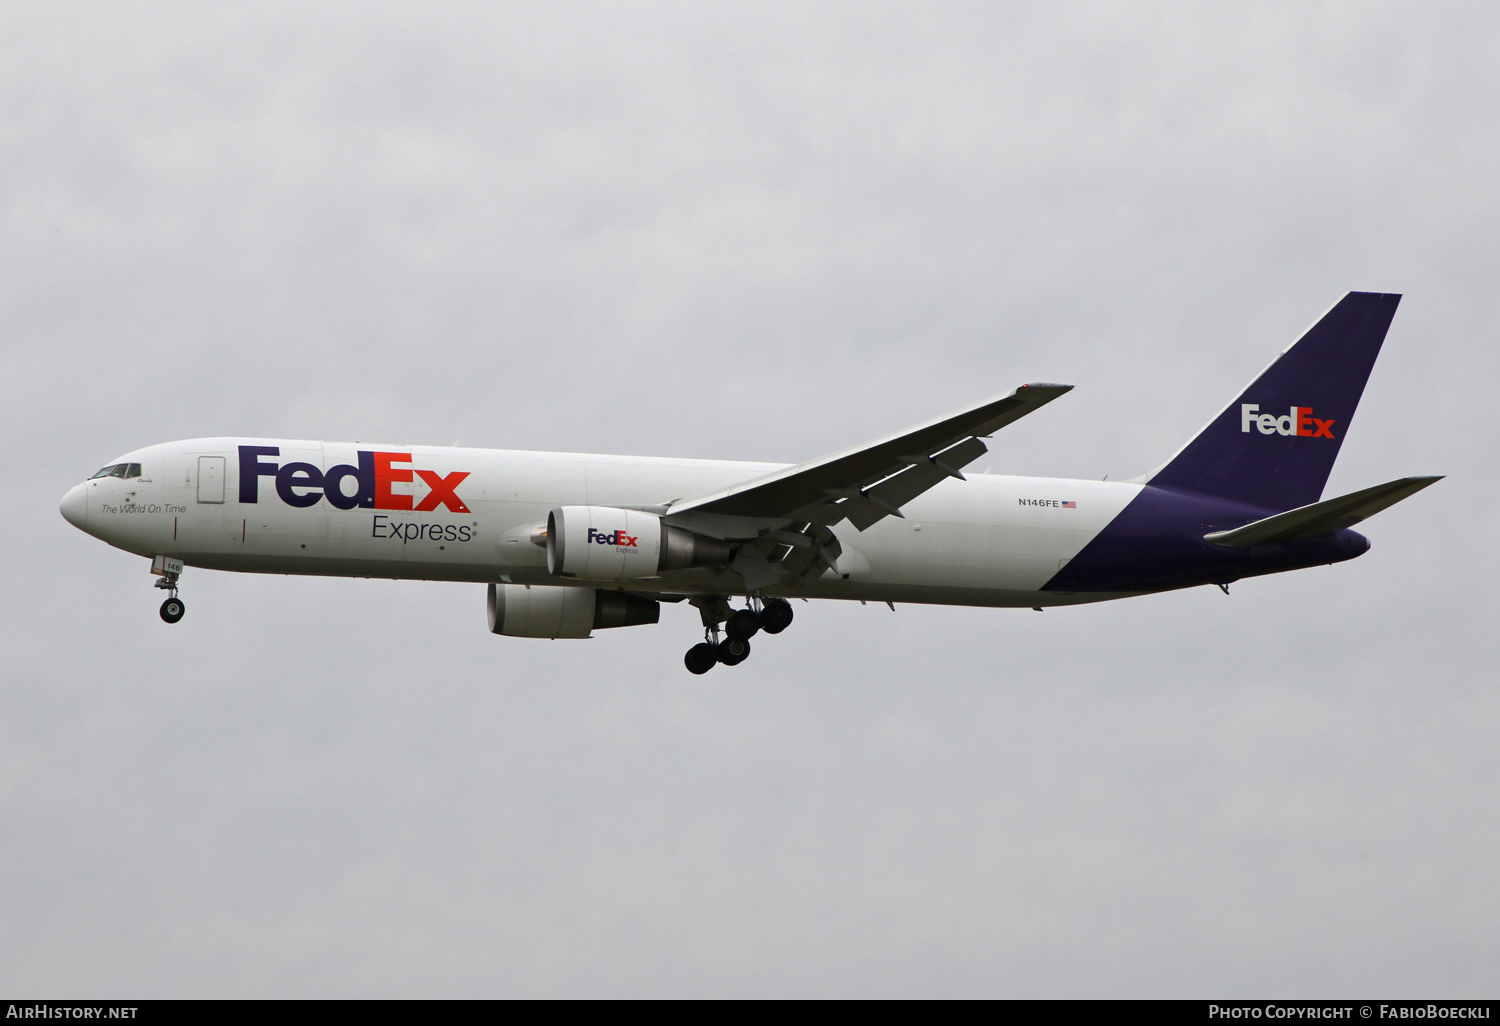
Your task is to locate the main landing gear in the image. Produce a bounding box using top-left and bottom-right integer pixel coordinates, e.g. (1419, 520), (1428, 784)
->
(152, 555), (185, 624)
(683, 597), (794, 674)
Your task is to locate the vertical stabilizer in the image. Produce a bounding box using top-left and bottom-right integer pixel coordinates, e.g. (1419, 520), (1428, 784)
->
(1146, 292), (1400, 511)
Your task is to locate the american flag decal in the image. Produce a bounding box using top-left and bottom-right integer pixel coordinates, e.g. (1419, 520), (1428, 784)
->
(1061, 500), (1076, 508)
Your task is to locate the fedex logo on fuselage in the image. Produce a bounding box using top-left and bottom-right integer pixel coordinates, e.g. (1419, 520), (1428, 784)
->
(1240, 404), (1336, 439)
(587, 528), (638, 547)
(238, 445), (471, 512)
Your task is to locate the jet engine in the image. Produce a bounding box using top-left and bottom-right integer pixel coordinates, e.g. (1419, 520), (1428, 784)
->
(546, 505), (731, 579)
(486, 583), (660, 639)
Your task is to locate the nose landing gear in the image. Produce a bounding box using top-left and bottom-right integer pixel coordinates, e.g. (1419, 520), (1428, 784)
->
(152, 555), (185, 624)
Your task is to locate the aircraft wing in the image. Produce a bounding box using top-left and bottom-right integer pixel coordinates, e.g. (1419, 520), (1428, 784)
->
(666, 383), (1073, 531)
(1204, 475), (1443, 547)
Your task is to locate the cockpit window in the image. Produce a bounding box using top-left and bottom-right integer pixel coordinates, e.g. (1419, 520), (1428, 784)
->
(126, 463), (142, 479)
(90, 464), (125, 479)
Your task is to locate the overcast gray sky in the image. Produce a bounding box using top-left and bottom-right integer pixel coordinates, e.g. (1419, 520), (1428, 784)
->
(3, 1), (1496, 998)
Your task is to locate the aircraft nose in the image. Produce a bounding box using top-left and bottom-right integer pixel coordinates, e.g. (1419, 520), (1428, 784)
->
(59, 483), (87, 529)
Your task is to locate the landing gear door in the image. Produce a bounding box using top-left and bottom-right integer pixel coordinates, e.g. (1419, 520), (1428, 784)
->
(197, 456), (225, 503)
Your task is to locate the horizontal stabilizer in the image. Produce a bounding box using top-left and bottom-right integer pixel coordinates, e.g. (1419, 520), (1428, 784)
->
(1204, 476), (1442, 547)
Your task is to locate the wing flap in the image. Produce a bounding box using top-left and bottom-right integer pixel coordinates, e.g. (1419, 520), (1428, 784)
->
(1204, 476), (1442, 547)
(842, 436), (993, 530)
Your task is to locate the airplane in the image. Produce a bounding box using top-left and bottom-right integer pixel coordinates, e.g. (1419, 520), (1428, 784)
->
(59, 292), (1439, 674)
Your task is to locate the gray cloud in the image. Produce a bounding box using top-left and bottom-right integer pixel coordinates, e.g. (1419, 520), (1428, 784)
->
(2, 1), (1495, 997)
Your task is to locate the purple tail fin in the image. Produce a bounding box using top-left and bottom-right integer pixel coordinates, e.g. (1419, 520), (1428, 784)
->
(1147, 292), (1401, 511)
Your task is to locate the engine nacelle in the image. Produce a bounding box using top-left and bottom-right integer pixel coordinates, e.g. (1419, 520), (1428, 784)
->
(486, 583), (659, 639)
(547, 505), (730, 579)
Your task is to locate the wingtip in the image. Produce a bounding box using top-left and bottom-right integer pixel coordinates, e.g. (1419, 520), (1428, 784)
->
(1019, 382), (1073, 392)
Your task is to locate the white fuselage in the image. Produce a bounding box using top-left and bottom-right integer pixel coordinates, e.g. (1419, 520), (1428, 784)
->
(62, 438), (1145, 608)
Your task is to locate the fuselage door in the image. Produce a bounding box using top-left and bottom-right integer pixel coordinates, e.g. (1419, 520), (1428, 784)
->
(197, 456), (226, 503)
